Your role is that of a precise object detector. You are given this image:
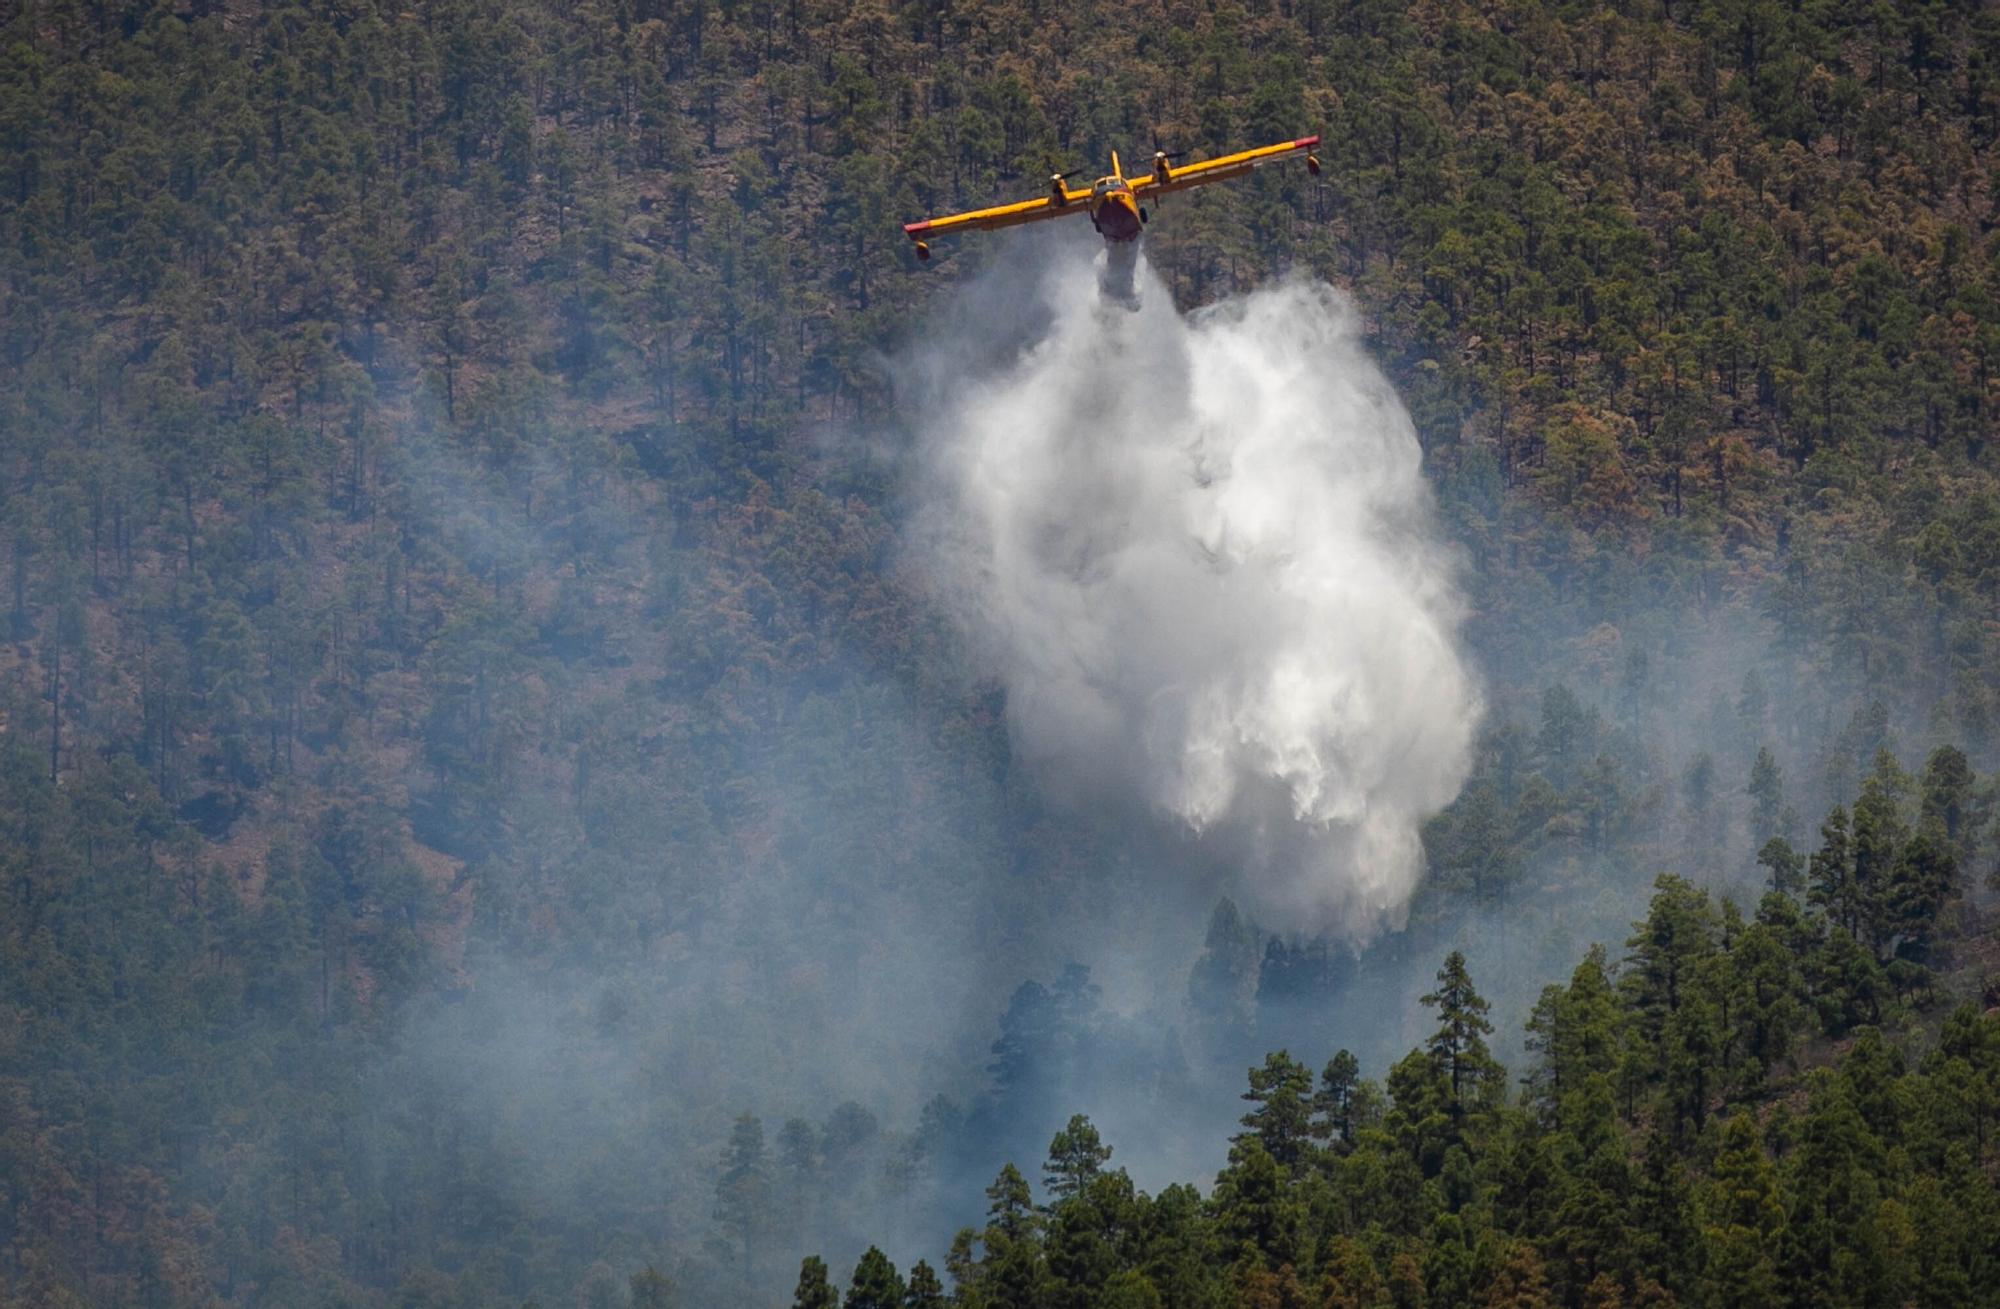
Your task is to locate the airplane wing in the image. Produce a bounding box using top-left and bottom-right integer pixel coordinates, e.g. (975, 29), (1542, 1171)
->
(1129, 135), (1320, 198)
(903, 184), (1093, 250)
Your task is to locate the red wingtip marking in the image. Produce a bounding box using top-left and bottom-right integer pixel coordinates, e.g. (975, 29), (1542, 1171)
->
(903, 221), (931, 237)
(1294, 135), (1321, 148)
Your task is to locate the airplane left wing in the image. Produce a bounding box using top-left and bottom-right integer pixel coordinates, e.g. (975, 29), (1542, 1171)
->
(903, 184), (1093, 258)
(1130, 136), (1320, 198)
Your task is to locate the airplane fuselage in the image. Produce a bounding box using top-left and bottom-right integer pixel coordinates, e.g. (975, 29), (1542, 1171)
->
(1088, 175), (1144, 243)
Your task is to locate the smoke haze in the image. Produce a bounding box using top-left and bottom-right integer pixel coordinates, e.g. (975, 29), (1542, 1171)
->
(245, 247), (1888, 1306)
(913, 253), (1481, 934)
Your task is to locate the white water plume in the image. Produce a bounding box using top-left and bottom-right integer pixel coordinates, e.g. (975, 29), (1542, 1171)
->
(912, 253), (1481, 934)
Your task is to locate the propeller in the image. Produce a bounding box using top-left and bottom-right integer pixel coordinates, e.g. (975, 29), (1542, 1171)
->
(1046, 160), (1087, 205)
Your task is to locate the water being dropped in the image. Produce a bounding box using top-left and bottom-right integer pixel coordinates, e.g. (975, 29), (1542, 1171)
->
(914, 255), (1481, 936)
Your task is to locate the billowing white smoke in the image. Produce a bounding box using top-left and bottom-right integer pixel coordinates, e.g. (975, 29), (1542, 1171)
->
(913, 253), (1480, 935)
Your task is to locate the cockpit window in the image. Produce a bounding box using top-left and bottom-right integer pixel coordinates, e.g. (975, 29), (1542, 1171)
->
(1092, 177), (1115, 196)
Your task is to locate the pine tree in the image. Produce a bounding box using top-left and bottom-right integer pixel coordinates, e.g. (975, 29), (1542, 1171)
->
(1524, 985), (1569, 1116)
(1696, 1115), (1783, 1309)
(846, 1247), (903, 1309)
(1043, 1114), (1112, 1200)
(1525, 945), (1622, 1117)
(1808, 806), (1856, 936)
(1850, 776), (1909, 954)
(1481, 1240), (1555, 1308)
(1238, 1050), (1317, 1168)
(1188, 898), (1260, 1030)
(977, 1164), (1048, 1309)
(1660, 987), (1722, 1141)
(1622, 876), (1719, 1052)
(793, 1256), (839, 1309)
(1918, 744), (1980, 856)
(1884, 822), (1957, 962)
(1096, 1269), (1164, 1309)
(1931, 1004), (2000, 1165)
(1423, 1212), (1476, 1305)
(1732, 920), (1805, 1092)
(1422, 952), (1501, 1134)
(1814, 927), (1888, 1035)
(1317, 1237), (1386, 1308)
(1756, 836), (1805, 896)
(1840, 1028), (1907, 1145)
(902, 1260), (946, 1309)
(985, 1163), (1036, 1239)
(986, 980), (1059, 1134)
(1779, 1074), (1887, 1306)
(1379, 1250), (1425, 1308)
(1212, 1138), (1302, 1268)
(1629, 1128), (1697, 1295)
(1316, 1049), (1362, 1150)
(715, 1113), (770, 1288)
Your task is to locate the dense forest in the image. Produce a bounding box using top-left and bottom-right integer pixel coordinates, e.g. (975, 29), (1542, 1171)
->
(809, 774), (2000, 1308)
(8, 0), (2000, 1304)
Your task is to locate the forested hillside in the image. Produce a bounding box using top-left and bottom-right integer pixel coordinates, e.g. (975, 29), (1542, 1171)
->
(813, 863), (2000, 1309)
(7, 0), (2000, 1305)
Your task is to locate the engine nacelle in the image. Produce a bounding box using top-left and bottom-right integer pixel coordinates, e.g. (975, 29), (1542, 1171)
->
(1049, 174), (1069, 205)
(1152, 151), (1172, 185)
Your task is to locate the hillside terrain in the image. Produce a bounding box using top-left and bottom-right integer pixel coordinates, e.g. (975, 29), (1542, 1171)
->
(5, 0), (2000, 1305)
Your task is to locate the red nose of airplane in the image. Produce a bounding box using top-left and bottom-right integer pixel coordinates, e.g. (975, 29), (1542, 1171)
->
(1094, 193), (1143, 243)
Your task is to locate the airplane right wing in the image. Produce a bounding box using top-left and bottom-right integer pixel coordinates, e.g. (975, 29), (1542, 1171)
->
(902, 182), (1093, 257)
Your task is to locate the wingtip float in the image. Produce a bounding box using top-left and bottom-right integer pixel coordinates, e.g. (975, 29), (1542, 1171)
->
(902, 136), (1320, 262)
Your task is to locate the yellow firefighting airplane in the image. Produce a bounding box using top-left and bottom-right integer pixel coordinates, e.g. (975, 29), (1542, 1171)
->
(901, 136), (1320, 260)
